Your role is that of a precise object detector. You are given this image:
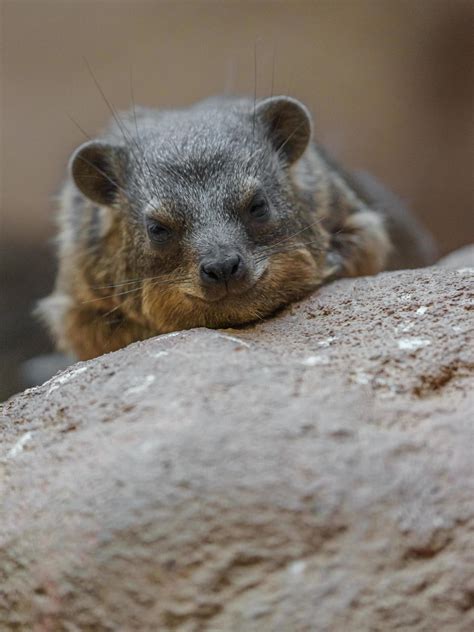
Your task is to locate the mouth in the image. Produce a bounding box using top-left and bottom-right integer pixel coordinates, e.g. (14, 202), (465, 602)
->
(185, 286), (252, 304)
(184, 271), (266, 304)
(185, 293), (224, 304)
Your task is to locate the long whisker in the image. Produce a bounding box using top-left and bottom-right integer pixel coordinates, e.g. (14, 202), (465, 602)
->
(260, 216), (326, 251)
(100, 304), (122, 319)
(83, 57), (132, 148)
(254, 239), (326, 263)
(128, 63), (163, 198)
(66, 112), (93, 141)
(270, 43), (276, 98)
(80, 284), (145, 304)
(252, 37), (258, 143)
(66, 113), (150, 204)
(66, 111), (150, 207)
(75, 155), (138, 204)
(148, 277), (193, 291)
(277, 121), (306, 157)
(91, 277), (149, 290)
(128, 63), (151, 181)
(91, 272), (189, 290)
(129, 64), (140, 139)
(84, 273), (193, 302)
(84, 57), (160, 203)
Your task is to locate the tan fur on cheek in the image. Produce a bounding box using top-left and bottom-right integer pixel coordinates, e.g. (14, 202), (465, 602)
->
(141, 281), (206, 332)
(262, 249), (324, 305)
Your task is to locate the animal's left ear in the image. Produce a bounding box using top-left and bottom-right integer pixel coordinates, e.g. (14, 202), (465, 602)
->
(255, 96), (313, 164)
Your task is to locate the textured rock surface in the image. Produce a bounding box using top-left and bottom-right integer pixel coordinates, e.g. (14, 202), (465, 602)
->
(1, 251), (473, 631)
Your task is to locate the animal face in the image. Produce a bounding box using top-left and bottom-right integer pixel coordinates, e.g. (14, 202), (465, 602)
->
(70, 96), (328, 331)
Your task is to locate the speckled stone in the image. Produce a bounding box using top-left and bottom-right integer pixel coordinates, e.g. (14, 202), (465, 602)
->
(1, 249), (473, 631)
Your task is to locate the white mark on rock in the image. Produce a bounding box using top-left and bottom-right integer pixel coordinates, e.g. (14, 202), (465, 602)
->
(7, 432), (33, 458)
(452, 325), (463, 333)
(46, 366), (88, 396)
(127, 374), (156, 395)
(415, 306), (428, 316)
(140, 439), (160, 454)
(301, 355), (329, 367)
(456, 267), (474, 275)
(317, 336), (336, 347)
(397, 338), (431, 351)
(400, 322), (414, 333)
(288, 560), (306, 576)
(353, 371), (371, 385)
(432, 515), (446, 529)
(400, 293), (413, 302)
(153, 351), (169, 359)
(215, 333), (251, 348)
(157, 332), (181, 340)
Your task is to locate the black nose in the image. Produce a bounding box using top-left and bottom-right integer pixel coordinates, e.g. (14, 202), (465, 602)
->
(200, 253), (245, 286)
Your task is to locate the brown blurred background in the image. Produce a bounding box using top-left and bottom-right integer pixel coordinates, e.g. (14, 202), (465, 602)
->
(1, 0), (473, 400)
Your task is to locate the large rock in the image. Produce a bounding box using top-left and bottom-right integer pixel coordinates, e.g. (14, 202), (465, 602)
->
(1, 252), (473, 631)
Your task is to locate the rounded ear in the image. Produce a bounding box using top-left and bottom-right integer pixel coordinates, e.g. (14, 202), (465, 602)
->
(255, 96), (313, 164)
(69, 141), (126, 206)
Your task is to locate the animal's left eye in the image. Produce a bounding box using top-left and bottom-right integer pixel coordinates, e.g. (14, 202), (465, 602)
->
(146, 219), (172, 244)
(248, 196), (270, 222)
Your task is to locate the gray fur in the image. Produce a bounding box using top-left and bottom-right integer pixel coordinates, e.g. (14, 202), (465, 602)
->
(38, 95), (436, 360)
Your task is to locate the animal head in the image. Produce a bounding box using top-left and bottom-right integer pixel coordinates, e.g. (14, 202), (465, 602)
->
(69, 96), (328, 331)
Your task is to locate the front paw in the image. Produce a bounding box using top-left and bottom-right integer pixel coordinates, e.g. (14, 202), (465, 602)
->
(323, 250), (344, 281)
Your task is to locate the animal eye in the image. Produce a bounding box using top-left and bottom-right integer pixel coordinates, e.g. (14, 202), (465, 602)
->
(146, 219), (171, 244)
(248, 196), (270, 222)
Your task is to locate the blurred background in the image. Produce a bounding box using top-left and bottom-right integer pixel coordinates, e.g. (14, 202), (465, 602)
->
(1, 0), (473, 400)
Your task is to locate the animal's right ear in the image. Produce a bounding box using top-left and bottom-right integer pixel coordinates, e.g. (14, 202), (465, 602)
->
(69, 141), (126, 206)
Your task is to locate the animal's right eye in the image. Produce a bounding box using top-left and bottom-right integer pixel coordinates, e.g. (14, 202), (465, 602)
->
(146, 219), (172, 245)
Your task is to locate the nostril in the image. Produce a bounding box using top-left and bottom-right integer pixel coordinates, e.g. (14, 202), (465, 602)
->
(230, 256), (241, 277)
(200, 263), (219, 283)
(203, 266), (219, 281)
